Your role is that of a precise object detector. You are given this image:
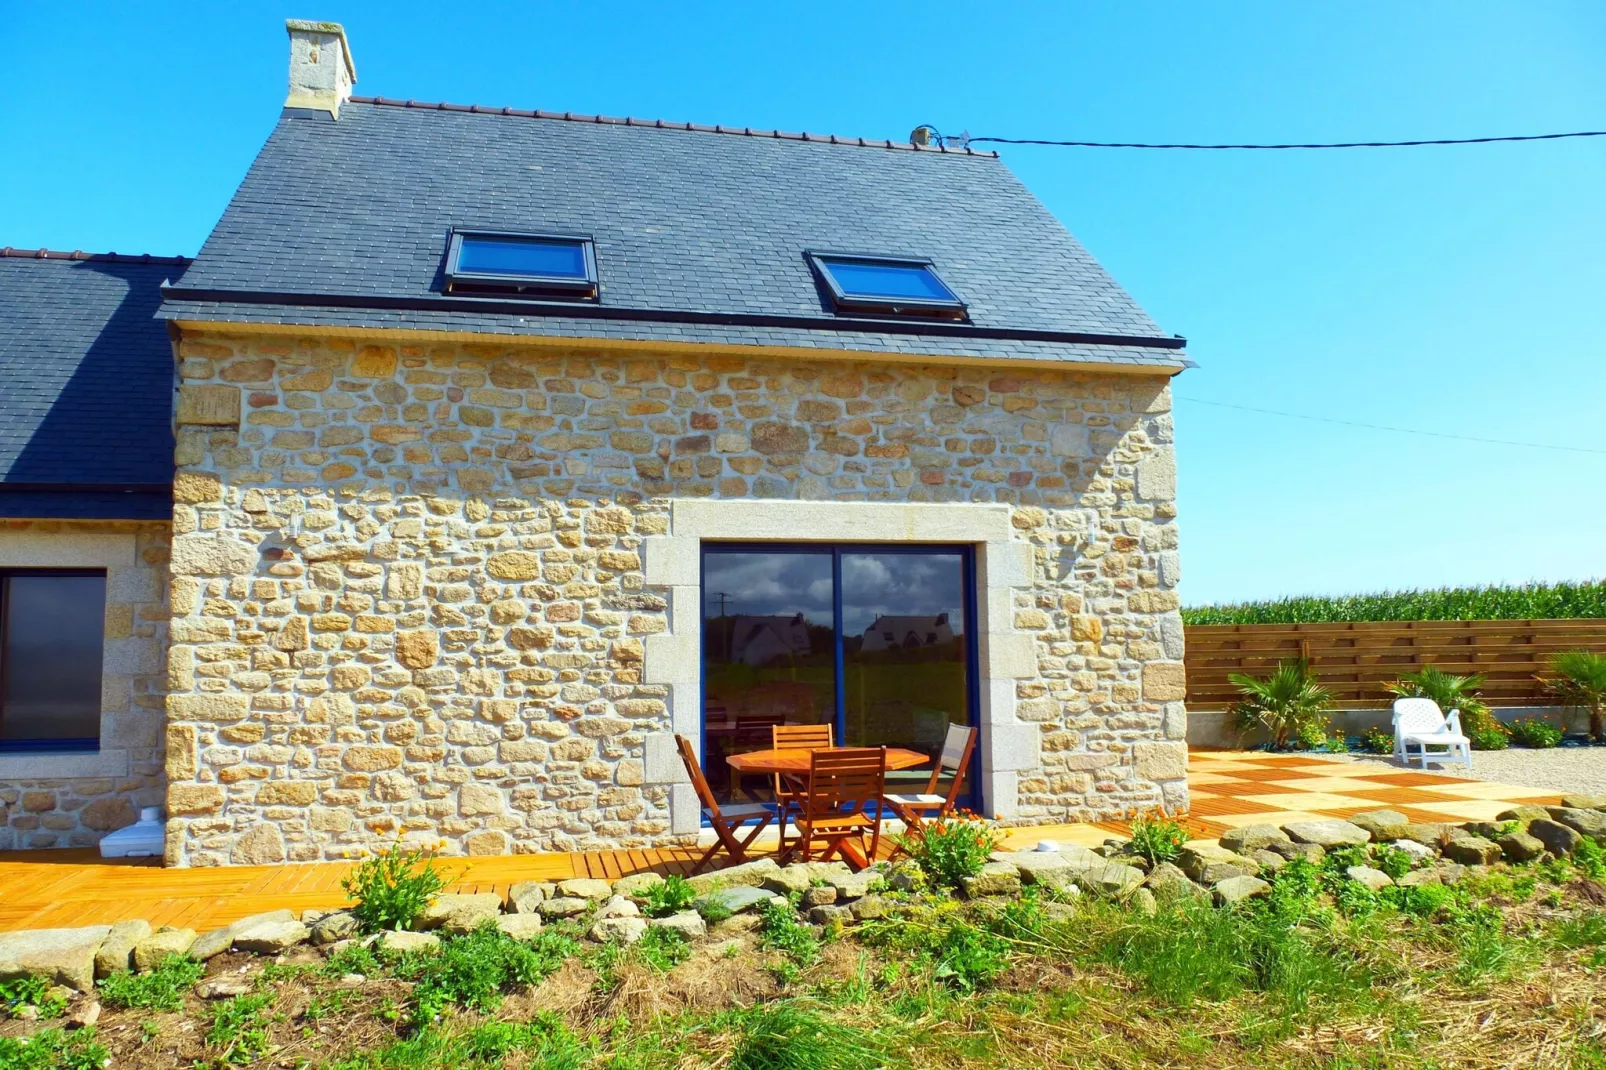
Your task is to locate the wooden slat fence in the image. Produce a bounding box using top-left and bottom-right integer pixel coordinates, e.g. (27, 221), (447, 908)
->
(1185, 619), (1606, 710)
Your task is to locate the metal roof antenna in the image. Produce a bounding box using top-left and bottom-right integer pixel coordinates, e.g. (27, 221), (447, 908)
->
(947, 129), (972, 151)
(909, 123), (941, 148)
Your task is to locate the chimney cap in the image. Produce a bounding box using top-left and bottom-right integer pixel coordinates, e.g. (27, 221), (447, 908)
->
(286, 19), (357, 83)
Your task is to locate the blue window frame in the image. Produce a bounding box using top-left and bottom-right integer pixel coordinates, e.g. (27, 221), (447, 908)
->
(443, 230), (598, 300)
(807, 252), (966, 320)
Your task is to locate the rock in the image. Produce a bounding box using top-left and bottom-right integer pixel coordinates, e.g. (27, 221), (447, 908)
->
(14, 1005), (38, 1021)
(1389, 839), (1438, 863)
(1251, 849), (1287, 874)
(762, 866), (814, 896)
(1265, 840), (1326, 864)
(310, 912), (359, 945)
(1144, 862), (1207, 903)
(648, 911), (707, 939)
(1396, 869), (1443, 888)
(0, 926), (112, 992)
(1348, 810), (1412, 843)
(685, 858), (781, 895)
(711, 914), (764, 936)
(191, 910), (297, 961)
(507, 882), (547, 914)
(961, 862), (1022, 898)
(495, 915), (545, 940)
(1441, 834), (1501, 865)
(132, 928), (198, 973)
(800, 886), (837, 908)
(94, 920), (152, 978)
(377, 930), (439, 954)
(557, 878), (614, 901)
(195, 977), (254, 999)
(233, 920), (310, 954)
(589, 917), (647, 945)
(1495, 805), (1552, 825)
(1548, 808), (1606, 842)
(1529, 819), (1584, 857)
(1431, 862), (1467, 886)
(1177, 842), (1257, 884)
(537, 897), (590, 919)
(1345, 865), (1394, 891)
(612, 873), (666, 897)
(1464, 820), (1518, 840)
(806, 861), (855, 882)
(1283, 820), (1370, 848)
(699, 886), (780, 916)
(808, 904), (854, 925)
(1131, 888), (1159, 916)
(66, 1000), (101, 1029)
(1217, 824), (1291, 855)
(418, 893), (503, 934)
(1562, 794), (1606, 811)
(1498, 831), (1547, 862)
(596, 896), (640, 919)
(1398, 823), (1451, 848)
(301, 909), (331, 926)
(849, 895), (893, 921)
(1212, 876), (1270, 905)
(827, 871), (877, 900)
(1067, 859), (1146, 897)
(990, 847), (1103, 886)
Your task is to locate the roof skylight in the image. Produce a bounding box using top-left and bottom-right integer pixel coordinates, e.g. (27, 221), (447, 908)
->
(808, 252), (966, 319)
(444, 231), (597, 300)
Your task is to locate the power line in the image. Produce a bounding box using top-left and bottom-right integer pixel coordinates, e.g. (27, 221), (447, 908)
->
(1175, 396), (1606, 455)
(961, 130), (1606, 150)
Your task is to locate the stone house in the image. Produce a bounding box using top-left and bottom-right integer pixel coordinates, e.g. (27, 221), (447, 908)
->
(0, 21), (1191, 867)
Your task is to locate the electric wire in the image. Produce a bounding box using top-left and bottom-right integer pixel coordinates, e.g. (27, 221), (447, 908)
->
(965, 130), (1606, 150)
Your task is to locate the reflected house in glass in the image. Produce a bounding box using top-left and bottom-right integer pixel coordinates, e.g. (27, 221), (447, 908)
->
(1, 20), (1194, 863)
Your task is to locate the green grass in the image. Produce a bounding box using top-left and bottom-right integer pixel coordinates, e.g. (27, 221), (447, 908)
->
(1183, 579), (1606, 625)
(327, 1015), (587, 1070)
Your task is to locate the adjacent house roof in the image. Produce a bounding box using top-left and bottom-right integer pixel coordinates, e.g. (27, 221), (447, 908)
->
(161, 99), (1188, 370)
(0, 249), (184, 520)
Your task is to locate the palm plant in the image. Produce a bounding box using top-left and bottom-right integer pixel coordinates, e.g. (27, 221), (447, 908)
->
(1229, 658), (1333, 750)
(1545, 650), (1606, 743)
(1385, 666), (1508, 750)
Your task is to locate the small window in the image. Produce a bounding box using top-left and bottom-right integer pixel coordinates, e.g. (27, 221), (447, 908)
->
(444, 231), (598, 300)
(1, 571), (105, 752)
(807, 252), (966, 319)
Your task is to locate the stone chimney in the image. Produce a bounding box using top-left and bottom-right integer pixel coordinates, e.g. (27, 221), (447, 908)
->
(284, 19), (356, 117)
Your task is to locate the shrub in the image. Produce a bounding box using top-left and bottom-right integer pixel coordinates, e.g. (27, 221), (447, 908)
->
(637, 874), (698, 918)
(1387, 666), (1508, 751)
(205, 992), (273, 1066)
(402, 925), (578, 1022)
(1127, 813), (1189, 865)
(1545, 650), (1606, 742)
(341, 841), (450, 933)
(98, 953), (207, 1011)
(1183, 580), (1606, 625)
(1509, 717), (1563, 748)
(897, 814), (1000, 889)
(0, 1028), (108, 1070)
(1360, 725), (1394, 755)
(1229, 658), (1332, 750)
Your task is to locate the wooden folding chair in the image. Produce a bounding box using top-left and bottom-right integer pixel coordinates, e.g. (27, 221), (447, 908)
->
(772, 724), (833, 850)
(784, 746), (886, 869)
(884, 723), (978, 837)
(675, 734), (774, 875)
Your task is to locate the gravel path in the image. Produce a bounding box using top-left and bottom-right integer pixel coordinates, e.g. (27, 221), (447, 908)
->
(1313, 747), (1606, 795)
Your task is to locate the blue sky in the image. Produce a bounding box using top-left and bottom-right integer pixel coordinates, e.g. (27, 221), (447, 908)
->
(3, 2), (1602, 605)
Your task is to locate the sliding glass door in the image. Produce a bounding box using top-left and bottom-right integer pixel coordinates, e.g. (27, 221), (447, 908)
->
(700, 544), (977, 805)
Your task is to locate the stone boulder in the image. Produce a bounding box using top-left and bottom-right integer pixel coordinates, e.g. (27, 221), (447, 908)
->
(589, 917), (648, 945)
(418, 893), (503, 934)
(191, 910), (296, 961)
(496, 915), (545, 940)
(537, 897), (590, 920)
(377, 930), (439, 954)
(611, 873), (666, 897)
(1562, 794), (1606, 811)
(1144, 862), (1207, 903)
(827, 870), (877, 900)
(1497, 831), (1547, 863)
(1265, 840), (1326, 864)
(1217, 824), (1290, 855)
(1349, 810), (1411, 843)
(596, 896), (640, 919)
(507, 882), (549, 914)
(1548, 808), (1606, 843)
(849, 895), (894, 921)
(697, 886), (777, 916)
(1283, 820), (1370, 848)
(94, 920), (151, 978)
(648, 912), (707, 939)
(1212, 876), (1270, 906)
(1389, 839), (1438, 863)
(1529, 819), (1584, 857)
(1177, 842), (1257, 884)
(1066, 859), (1145, 898)
(808, 904), (854, 926)
(1345, 865), (1394, 891)
(233, 920), (310, 955)
(1396, 869), (1443, 888)
(1441, 834), (1501, 865)
(557, 878), (614, 901)
(132, 928), (198, 973)
(991, 847), (1103, 887)
(1494, 805), (1552, 825)
(800, 886), (837, 908)
(1251, 849), (1287, 874)
(686, 858), (781, 895)
(1398, 823), (1451, 849)
(0, 925), (111, 992)
(310, 912), (359, 945)
(761, 865), (814, 896)
(961, 862), (1022, 898)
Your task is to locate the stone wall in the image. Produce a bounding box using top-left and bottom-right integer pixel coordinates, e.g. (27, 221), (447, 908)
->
(164, 330), (1185, 866)
(0, 520), (170, 849)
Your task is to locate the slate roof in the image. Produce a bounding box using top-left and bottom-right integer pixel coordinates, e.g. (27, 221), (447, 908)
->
(0, 250), (184, 519)
(162, 99), (1188, 369)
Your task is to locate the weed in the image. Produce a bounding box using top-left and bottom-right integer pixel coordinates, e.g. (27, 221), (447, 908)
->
(301, 987), (357, 1022)
(341, 841), (450, 934)
(401, 924), (579, 1022)
(322, 941), (384, 978)
(896, 814), (1000, 889)
(928, 918), (1010, 991)
(0, 1028), (108, 1070)
(697, 896), (735, 923)
(1553, 910), (1606, 949)
(1379, 882), (1454, 918)
(723, 1001), (889, 1070)
(760, 897), (821, 969)
(1126, 813), (1189, 865)
(0, 976), (62, 1019)
(97, 953), (206, 1011)
(635, 925), (692, 972)
(637, 874), (698, 918)
(1373, 845), (1415, 880)
(205, 992), (274, 1065)
(1575, 838), (1606, 880)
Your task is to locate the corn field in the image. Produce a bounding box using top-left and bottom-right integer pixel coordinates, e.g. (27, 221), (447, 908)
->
(1182, 579), (1606, 625)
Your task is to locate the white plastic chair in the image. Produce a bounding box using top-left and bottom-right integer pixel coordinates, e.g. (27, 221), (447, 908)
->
(1391, 697), (1472, 770)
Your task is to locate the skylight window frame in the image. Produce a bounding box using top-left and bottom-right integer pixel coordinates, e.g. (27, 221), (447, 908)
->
(443, 229), (599, 301)
(806, 251), (968, 321)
